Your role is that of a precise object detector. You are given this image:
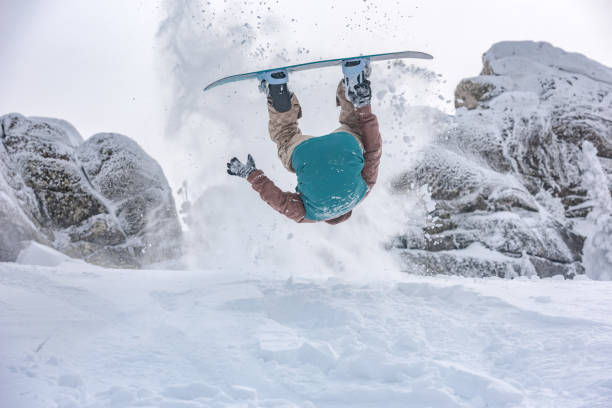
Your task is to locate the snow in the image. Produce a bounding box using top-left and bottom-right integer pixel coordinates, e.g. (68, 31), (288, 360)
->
(1, 261), (612, 408)
(483, 41), (612, 85)
(581, 142), (612, 279)
(16, 241), (76, 267)
(29, 117), (84, 148)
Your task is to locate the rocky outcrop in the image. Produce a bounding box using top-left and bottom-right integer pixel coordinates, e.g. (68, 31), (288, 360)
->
(0, 113), (182, 268)
(393, 41), (612, 279)
(0, 170), (50, 261)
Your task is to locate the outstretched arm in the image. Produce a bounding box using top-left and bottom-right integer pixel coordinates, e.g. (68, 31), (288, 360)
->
(247, 170), (312, 223)
(226, 149), (358, 225)
(356, 105), (382, 191)
(227, 155), (311, 223)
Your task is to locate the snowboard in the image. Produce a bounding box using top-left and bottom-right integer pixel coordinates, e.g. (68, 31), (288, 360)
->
(203, 50), (433, 91)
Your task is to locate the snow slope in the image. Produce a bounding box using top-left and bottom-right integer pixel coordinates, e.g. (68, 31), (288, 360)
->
(2, 257), (612, 407)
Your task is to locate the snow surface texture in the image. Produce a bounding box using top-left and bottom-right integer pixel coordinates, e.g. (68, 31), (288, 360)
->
(392, 41), (612, 279)
(1, 258), (612, 407)
(0, 113), (182, 267)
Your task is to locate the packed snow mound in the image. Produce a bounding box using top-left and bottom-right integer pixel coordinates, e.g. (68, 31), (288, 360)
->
(16, 241), (73, 267)
(394, 41), (612, 279)
(0, 113), (182, 268)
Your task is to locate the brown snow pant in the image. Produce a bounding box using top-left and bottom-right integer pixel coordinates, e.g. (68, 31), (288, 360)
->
(267, 81), (365, 172)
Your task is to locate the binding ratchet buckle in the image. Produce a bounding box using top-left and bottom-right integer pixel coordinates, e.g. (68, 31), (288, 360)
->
(257, 69), (289, 85)
(341, 57), (370, 83)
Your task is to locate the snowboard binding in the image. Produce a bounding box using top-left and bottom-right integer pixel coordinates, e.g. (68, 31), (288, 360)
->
(342, 58), (372, 108)
(258, 69), (292, 113)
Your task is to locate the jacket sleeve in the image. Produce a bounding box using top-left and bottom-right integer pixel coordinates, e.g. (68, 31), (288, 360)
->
(356, 105), (382, 190)
(247, 170), (314, 223)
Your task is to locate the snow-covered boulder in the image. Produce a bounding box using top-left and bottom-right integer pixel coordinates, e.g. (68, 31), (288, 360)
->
(393, 41), (612, 279)
(455, 41), (612, 214)
(0, 169), (50, 261)
(77, 133), (183, 264)
(0, 113), (182, 267)
(0, 113), (87, 260)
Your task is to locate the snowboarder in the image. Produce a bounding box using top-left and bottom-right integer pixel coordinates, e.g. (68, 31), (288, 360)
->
(226, 61), (382, 224)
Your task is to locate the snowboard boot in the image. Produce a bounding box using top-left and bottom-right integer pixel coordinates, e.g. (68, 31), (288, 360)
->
(342, 58), (372, 108)
(258, 69), (292, 113)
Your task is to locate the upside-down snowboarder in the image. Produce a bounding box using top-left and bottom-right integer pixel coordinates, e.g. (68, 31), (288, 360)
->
(226, 60), (382, 224)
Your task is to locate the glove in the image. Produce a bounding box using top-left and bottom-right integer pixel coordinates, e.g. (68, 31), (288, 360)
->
(227, 154), (256, 178)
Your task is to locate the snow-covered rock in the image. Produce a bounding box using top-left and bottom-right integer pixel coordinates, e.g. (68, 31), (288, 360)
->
(0, 113), (182, 267)
(0, 114), (83, 260)
(77, 133), (183, 264)
(581, 142), (612, 280)
(456, 41), (612, 212)
(0, 174), (49, 261)
(393, 41), (612, 279)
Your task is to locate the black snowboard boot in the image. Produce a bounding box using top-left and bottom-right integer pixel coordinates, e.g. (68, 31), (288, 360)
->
(260, 70), (292, 113)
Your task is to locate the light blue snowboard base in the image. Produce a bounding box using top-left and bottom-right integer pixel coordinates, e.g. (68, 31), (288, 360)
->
(203, 50), (433, 91)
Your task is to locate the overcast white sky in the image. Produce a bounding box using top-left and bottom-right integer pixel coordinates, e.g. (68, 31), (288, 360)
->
(1, 0), (611, 192)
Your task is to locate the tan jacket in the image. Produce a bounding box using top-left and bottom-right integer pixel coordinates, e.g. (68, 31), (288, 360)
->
(247, 105), (382, 224)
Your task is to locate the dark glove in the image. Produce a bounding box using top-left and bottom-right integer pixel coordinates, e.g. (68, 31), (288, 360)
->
(227, 154), (256, 178)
